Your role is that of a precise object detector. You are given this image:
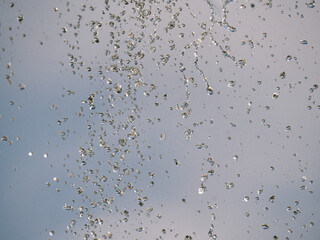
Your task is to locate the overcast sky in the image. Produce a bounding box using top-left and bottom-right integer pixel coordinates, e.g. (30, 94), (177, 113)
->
(0, 0), (320, 239)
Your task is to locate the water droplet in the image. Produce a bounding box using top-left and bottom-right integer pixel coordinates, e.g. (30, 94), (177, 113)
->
(262, 224), (269, 229)
(279, 72), (286, 79)
(1, 136), (8, 141)
(43, 153), (48, 158)
(228, 81), (236, 88)
(19, 83), (26, 90)
(49, 230), (55, 236)
(300, 40), (308, 45)
(17, 14), (24, 23)
(28, 151), (33, 157)
(159, 134), (166, 140)
(196, 143), (203, 149)
(53, 177), (59, 182)
(236, 59), (246, 68)
(112, 163), (120, 173)
(198, 185), (207, 194)
(113, 83), (122, 94)
(225, 182), (234, 189)
(269, 195), (275, 203)
(243, 196), (249, 202)
(63, 205), (74, 211)
(206, 86), (214, 95)
(272, 93), (279, 99)
(173, 159), (180, 166)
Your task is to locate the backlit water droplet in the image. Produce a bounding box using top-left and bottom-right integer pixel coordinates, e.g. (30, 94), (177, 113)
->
(113, 83), (122, 94)
(19, 83), (26, 90)
(17, 14), (24, 23)
(206, 86), (214, 95)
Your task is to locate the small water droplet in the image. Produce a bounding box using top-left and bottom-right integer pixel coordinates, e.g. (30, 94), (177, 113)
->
(269, 195), (275, 203)
(113, 83), (122, 94)
(262, 224), (269, 229)
(279, 72), (286, 79)
(243, 196), (249, 202)
(206, 86), (214, 95)
(228, 81), (236, 88)
(17, 14), (24, 23)
(225, 182), (234, 189)
(19, 83), (26, 90)
(272, 93), (279, 99)
(198, 185), (207, 194)
(159, 134), (166, 140)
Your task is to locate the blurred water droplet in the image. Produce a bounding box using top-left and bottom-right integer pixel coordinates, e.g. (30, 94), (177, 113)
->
(207, 86), (214, 95)
(63, 205), (74, 211)
(198, 185), (207, 194)
(269, 195), (275, 203)
(19, 83), (26, 90)
(1, 136), (8, 141)
(159, 134), (166, 140)
(272, 93), (279, 99)
(228, 81), (236, 88)
(243, 196), (249, 202)
(53, 177), (59, 182)
(113, 83), (122, 94)
(225, 182), (234, 189)
(17, 14), (24, 23)
(279, 72), (286, 79)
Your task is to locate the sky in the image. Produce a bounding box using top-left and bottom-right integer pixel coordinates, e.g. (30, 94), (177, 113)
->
(0, 0), (320, 239)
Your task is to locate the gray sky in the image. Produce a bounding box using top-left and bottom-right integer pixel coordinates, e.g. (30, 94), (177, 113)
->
(0, 0), (320, 239)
